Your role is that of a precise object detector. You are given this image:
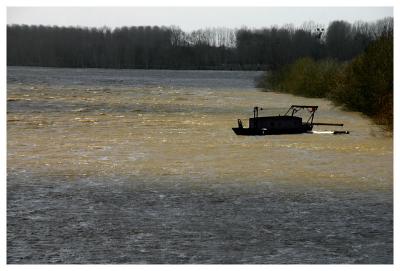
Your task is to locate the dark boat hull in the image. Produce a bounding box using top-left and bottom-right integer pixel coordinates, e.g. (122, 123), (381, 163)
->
(232, 105), (347, 136)
(232, 126), (312, 136)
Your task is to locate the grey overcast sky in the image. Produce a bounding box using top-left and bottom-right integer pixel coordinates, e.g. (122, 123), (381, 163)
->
(7, 7), (393, 31)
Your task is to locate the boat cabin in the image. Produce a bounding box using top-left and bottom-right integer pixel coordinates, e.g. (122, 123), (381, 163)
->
(249, 116), (302, 130)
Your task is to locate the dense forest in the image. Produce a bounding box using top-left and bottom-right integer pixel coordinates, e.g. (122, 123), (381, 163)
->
(7, 18), (393, 128)
(7, 17), (392, 70)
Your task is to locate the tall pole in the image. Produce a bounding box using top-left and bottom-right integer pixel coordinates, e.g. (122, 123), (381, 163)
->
(253, 106), (258, 129)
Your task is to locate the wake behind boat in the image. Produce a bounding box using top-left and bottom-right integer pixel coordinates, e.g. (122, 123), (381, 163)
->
(232, 105), (349, 136)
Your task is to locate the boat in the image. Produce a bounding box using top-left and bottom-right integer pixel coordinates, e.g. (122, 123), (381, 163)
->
(232, 105), (349, 135)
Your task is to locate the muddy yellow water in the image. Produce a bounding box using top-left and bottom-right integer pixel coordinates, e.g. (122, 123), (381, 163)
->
(7, 67), (393, 263)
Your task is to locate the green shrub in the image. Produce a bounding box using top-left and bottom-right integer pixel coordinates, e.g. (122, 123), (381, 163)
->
(260, 35), (393, 129)
(330, 35), (393, 127)
(263, 57), (342, 98)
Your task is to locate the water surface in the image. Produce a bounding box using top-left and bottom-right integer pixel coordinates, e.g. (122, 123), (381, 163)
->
(7, 67), (392, 263)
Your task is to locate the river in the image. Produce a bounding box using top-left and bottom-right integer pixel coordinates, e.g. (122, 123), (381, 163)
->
(7, 66), (393, 263)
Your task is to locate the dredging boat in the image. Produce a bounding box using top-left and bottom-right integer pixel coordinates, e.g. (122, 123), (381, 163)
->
(232, 105), (349, 135)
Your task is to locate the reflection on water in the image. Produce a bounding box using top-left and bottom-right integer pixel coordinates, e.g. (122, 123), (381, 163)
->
(7, 67), (392, 263)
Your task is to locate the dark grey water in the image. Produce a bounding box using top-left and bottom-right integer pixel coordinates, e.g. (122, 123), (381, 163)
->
(7, 67), (393, 264)
(7, 66), (258, 89)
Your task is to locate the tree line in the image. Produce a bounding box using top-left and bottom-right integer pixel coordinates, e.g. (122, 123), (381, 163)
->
(258, 28), (393, 129)
(7, 17), (392, 70)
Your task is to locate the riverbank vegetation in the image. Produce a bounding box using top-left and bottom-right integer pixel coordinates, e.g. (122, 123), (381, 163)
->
(257, 31), (393, 129)
(7, 18), (391, 70)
